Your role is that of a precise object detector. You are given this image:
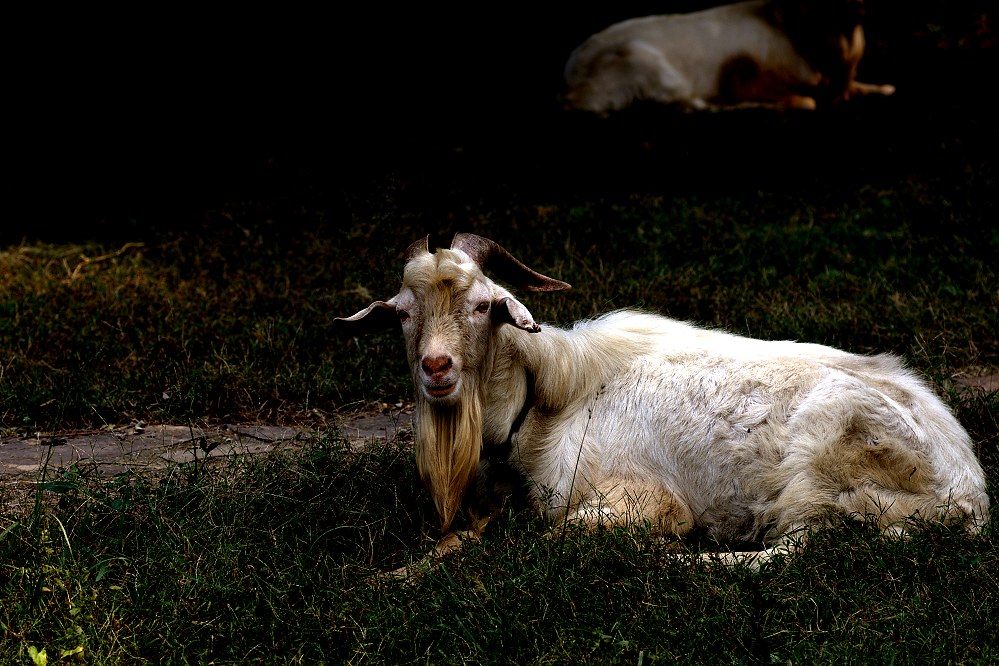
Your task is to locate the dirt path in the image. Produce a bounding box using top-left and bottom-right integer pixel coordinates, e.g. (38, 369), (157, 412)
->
(0, 409), (414, 481)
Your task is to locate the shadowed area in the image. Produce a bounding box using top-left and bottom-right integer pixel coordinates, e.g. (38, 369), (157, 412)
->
(7, 1), (995, 241)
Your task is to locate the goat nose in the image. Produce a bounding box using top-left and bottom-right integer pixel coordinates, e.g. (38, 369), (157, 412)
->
(422, 355), (452, 378)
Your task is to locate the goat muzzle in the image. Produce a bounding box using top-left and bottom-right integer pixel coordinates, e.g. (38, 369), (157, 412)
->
(421, 354), (458, 399)
(421, 354), (453, 378)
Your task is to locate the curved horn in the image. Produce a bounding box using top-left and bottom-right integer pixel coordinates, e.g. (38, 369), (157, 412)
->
(404, 235), (431, 260)
(333, 299), (398, 334)
(450, 233), (571, 292)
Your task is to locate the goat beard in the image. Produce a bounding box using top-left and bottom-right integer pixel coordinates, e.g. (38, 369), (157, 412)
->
(414, 380), (483, 533)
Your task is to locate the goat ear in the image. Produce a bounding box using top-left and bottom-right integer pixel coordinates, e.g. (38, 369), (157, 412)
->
(334, 300), (399, 334)
(492, 297), (542, 333)
(451, 233), (572, 293)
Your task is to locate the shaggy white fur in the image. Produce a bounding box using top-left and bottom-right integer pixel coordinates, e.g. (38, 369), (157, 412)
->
(338, 234), (988, 567)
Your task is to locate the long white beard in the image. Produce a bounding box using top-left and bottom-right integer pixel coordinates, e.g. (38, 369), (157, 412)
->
(415, 381), (483, 532)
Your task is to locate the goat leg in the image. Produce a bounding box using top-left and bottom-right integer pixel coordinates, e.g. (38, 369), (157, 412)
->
(379, 516), (493, 582)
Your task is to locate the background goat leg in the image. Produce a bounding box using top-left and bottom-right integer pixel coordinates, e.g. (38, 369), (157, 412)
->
(846, 80), (896, 98)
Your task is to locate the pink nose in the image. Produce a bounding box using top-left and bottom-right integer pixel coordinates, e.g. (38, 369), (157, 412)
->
(421, 355), (453, 379)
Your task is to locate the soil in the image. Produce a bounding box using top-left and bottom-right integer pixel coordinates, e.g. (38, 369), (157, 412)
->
(0, 409), (414, 512)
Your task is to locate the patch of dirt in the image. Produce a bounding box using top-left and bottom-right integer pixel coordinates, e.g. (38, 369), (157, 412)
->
(0, 409), (414, 512)
(954, 373), (999, 395)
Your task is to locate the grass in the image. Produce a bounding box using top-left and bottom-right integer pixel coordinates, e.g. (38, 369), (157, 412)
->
(1, 434), (997, 664)
(2, 166), (996, 663)
(2, 5), (998, 660)
(3, 174), (995, 434)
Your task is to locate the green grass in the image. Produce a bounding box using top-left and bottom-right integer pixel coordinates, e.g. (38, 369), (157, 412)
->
(2, 166), (998, 662)
(2, 173), (995, 434)
(1, 434), (996, 664)
(2, 168), (997, 661)
(0, 161), (999, 664)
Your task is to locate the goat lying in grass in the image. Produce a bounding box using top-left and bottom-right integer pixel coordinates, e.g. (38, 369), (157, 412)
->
(563, 0), (895, 114)
(337, 234), (988, 572)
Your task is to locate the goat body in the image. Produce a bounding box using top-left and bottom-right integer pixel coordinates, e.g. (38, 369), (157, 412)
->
(563, 0), (896, 114)
(338, 234), (988, 565)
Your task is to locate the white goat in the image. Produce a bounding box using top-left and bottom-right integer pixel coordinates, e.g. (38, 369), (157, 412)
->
(337, 233), (989, 568)
(563, 0), (895, 114)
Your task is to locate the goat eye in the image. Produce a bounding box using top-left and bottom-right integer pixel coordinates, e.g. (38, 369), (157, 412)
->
(474, 302), (490, 314)
(397, 310), (410, 322)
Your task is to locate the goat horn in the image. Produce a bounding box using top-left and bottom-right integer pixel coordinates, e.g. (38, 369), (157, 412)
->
(404, 235), (431, 260)
(451, 233), (572, 292)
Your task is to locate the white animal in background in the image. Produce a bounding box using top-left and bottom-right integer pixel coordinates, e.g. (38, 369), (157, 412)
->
(337, 233), (987, 570)
(563, 0), (896, 114)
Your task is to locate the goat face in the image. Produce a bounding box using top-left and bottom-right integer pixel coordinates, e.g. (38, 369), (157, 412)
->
(337, 234), (571, 377)
(336, 234), (570, 531)
(393, 250), (502, 405)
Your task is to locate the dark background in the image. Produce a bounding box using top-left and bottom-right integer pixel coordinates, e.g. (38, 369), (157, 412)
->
(8, 0), (995, 243)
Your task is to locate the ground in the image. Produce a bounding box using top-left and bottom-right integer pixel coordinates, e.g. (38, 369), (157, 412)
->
(0, 408), (414, 512)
